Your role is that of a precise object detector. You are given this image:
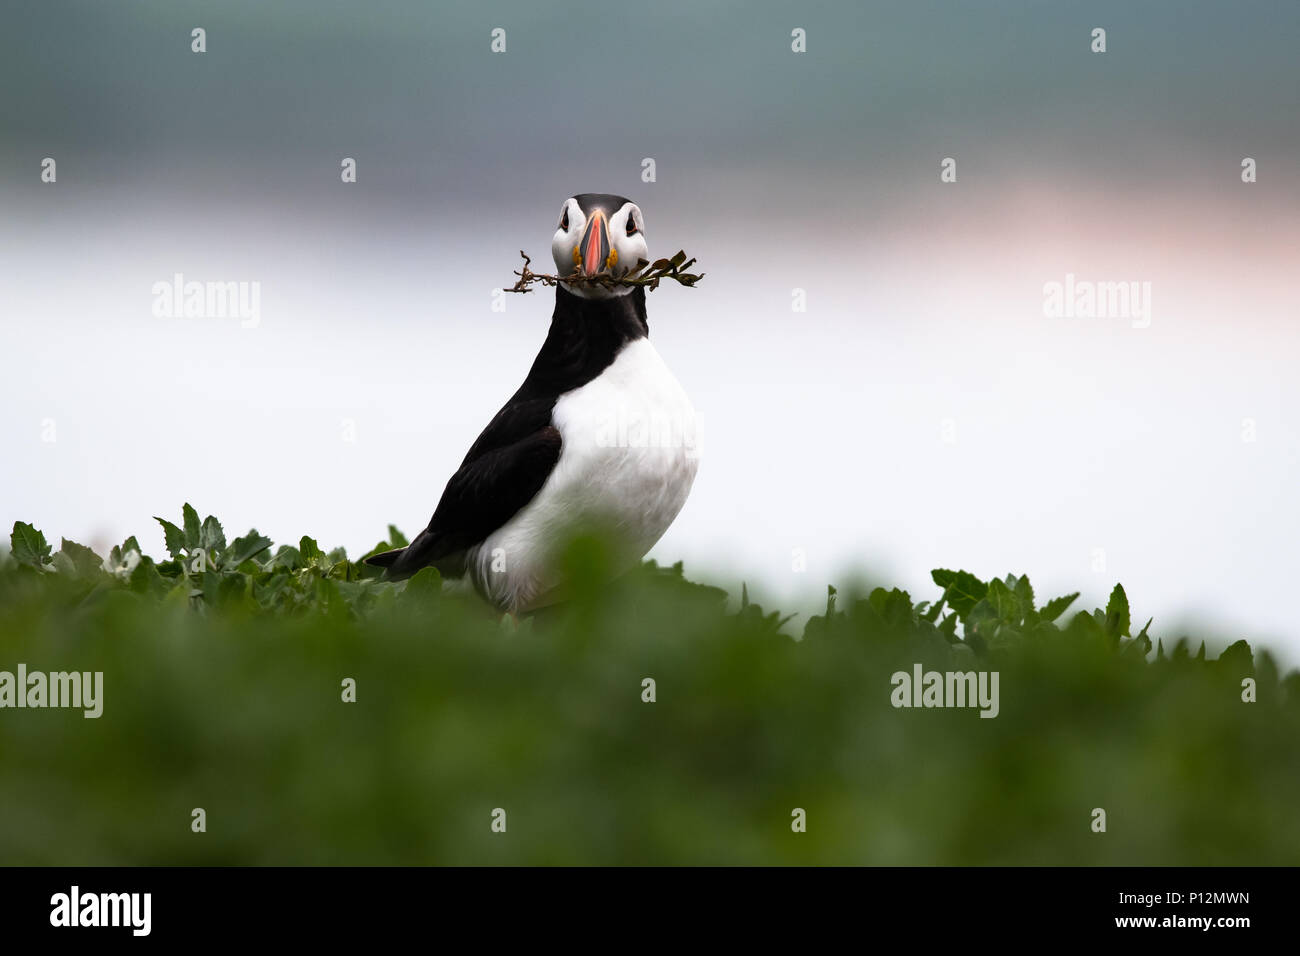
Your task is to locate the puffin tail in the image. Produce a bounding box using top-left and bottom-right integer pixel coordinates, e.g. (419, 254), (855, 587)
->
(363, 547), (407, 572)
(364, 529), (454, 581)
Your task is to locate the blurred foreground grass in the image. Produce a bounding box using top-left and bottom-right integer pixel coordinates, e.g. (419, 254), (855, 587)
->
(1, 510), (1298, 865)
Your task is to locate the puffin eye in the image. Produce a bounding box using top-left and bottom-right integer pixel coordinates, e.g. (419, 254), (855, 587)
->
(559, 209), (569, 231)
(625, 214), (638, 237)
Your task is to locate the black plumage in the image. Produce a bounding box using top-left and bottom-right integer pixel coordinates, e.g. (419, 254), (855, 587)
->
(367, 282), (649, 581)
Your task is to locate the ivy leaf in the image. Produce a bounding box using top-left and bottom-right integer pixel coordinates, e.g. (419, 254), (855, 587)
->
(10, 521), (53, 568)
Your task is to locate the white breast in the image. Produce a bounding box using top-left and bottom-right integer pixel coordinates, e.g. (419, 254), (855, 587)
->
(466, 338), (699, 611)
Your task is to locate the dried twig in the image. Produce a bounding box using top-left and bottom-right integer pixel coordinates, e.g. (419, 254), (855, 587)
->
(505, 250), (704, 294)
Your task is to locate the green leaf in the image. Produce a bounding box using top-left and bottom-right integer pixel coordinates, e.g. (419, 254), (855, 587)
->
(300, 536), (324, 565)
(930, 569), (987, 618)
(182, 504), (201, 550)
(200, 515), (226, 553)
(386, 525), (410, 549)
(400, 566), (442, 605)
(58, 538), (104, 578)
(1040, 592), (1079, 622)
(1070, 609), (1106, 640)
(327, 559), (357, 581)
(920, 596), (945, 623)
(1013, 574), (1035, 612)
(154, 517), (187, 560)
(1105, 583), (1131, 640)
(225, 531), (273, 567)
(985, 578), (1022, 623)
(271, 545), (303, 571)
(129, 558), (168, 596)
(867, 587), (913, 630)
(1217, 639), (1253, 672)
(163, 578), (194, 607)
(10, 521), (53, 568)
(252, 570), (293, 608)
(965, 598), (1001, 637)
(1133, 617), (1153, 654)
(111, 535), (142, 568)
(214, 572), (252, 611)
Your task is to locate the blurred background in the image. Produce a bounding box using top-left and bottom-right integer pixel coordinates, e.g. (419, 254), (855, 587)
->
(2, 1), (1298, 657)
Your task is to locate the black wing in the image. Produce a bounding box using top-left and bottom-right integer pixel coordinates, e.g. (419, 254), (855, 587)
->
(368, 284), (651, 580)
(370, 398), (562, 579)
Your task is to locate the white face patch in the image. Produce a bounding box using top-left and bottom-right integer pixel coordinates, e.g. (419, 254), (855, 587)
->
(551, 197), (584, 273)
(551, 199), (649, 299)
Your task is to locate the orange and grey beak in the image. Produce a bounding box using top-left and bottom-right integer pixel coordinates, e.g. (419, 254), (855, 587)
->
(577, 208), (611, 277)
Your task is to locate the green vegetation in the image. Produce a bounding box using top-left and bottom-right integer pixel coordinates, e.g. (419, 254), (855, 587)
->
(1, 506), (1298, 865)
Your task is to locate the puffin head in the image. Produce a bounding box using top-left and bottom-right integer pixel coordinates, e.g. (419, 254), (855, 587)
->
(551, 193), (648, 299)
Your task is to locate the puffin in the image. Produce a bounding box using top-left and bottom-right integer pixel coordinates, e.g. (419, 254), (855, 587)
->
(365, 193), (699, 612)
